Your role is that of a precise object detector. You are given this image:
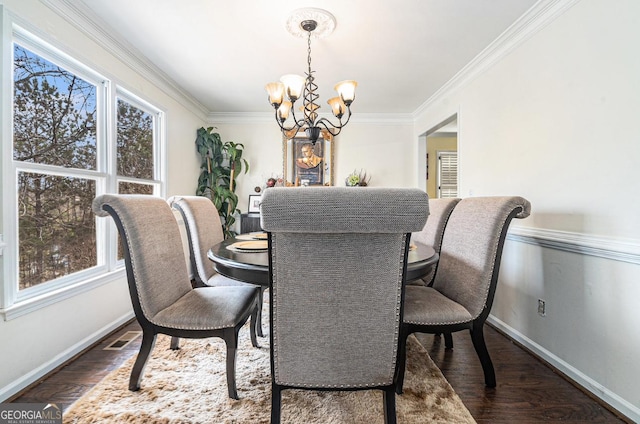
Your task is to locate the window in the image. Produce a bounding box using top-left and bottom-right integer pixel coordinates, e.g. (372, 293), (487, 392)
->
(13, 43), (100, 292)
(437, 151), (458, 198)
(116, 98), (156, 191)
(114, 96), (162, 259)
(1, 25), (165, 318)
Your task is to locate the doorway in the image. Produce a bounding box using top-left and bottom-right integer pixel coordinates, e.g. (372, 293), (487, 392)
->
(424, 114), (458, 199)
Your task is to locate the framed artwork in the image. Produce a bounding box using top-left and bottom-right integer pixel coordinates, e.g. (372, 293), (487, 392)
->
(283, 129), (334, 186)
(248, 194), (262, 213)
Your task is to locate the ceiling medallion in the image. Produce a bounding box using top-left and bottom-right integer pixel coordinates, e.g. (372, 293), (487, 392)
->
(285, 8), (336, 39)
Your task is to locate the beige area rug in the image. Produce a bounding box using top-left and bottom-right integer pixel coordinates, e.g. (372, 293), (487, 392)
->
(65, 317), (475, 423)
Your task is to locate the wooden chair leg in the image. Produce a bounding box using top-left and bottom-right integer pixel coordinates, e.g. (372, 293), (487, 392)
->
(223, 327), (239, 399)
(395, 328), (409, 394)
(170, 336), (180, 350)
(444, 332), (454, 349)
(271, 383), (282, 424)
(129, 329), (156, 391)
(256, 287), (265, 337)
(470, 323), (496, 388)
(250, 299), (259, 348)
(383, 385), (397, 424)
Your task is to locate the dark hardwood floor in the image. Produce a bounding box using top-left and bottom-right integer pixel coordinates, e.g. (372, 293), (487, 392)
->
(414, 329), (630, 424)
(11, 319), (630, 423)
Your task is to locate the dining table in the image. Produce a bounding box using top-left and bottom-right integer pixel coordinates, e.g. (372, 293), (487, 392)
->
(207, 232), (439, 287)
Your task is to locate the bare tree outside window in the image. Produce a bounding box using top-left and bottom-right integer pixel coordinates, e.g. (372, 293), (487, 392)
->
(17, 173), (96, 287)
(114, 99), (156, 260)
(13, 45), (97, 289)
(117, 99), (154, 180)
(13, 46), (97, 169)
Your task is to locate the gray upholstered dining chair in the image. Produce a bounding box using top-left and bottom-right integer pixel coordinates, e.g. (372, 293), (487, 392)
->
(92, 194), (260, 399)
(260, 187), (429, 424)
(396, 196), (531, 391)
(410, 197), (460, 286)
(168, 195), (267, 337)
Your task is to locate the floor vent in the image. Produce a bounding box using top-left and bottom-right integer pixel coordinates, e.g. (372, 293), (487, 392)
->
(104, 330), (142, 351)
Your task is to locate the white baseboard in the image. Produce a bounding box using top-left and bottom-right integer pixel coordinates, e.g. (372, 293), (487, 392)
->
(0, 311), (135, 402)
(488, 315), (639, 423)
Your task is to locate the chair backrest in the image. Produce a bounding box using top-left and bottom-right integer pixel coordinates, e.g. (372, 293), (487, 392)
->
(260, 187), (429, 389)
(168, 195), (223, 285)
(92, 194), (192, 324)
(411, 197), (460, 284)
(432, 196), (531, 320)
(412, 198), (460, 247)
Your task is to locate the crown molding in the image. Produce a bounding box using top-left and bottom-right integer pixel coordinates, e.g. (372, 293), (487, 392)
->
(39, 0), (209, 119)
(34, 0), (582, 125)
(208, 111), (414, 126)
(412, 0), (581, 119)
(508, 226), (640, 265)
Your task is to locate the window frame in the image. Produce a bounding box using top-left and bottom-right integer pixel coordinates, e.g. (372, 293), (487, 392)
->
(0, 17), (166, 320)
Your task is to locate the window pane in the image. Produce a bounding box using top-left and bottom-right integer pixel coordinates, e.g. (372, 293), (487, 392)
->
(18, 172), (97, 290)
(118, 181), (154, 195)
(117, 99), (154, 180)
(13, 45), (97, 170)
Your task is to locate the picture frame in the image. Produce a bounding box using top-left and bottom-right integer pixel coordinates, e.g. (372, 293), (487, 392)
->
(248, 194), (262, 214)
(283, 129), (334, 186)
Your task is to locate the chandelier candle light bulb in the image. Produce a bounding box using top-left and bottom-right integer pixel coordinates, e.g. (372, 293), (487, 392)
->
(265, 8), (357, 144)
(277, 101), (292, 122)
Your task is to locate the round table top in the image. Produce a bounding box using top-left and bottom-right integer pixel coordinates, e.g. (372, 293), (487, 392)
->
(208, 235), (438, 287)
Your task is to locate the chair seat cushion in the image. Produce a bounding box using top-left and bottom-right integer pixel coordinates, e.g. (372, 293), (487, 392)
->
(207, 273), (253, 287)
(152, 286), (257, 330)
(403, 286), (473, 325)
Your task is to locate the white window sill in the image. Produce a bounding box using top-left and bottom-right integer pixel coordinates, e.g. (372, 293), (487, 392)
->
(1, 268), (126, 321)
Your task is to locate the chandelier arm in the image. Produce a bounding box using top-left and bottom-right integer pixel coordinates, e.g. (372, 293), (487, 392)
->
(274, 109), (298, 133)
(315, 120), (341, 138)
(289, 106), (312, 129)
(314, 106), (353, 131)
(279, 104), (308, 131)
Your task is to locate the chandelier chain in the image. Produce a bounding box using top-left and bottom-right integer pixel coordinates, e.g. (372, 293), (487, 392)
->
(303, 30), (320, 123)
(307, 30), (312, 74)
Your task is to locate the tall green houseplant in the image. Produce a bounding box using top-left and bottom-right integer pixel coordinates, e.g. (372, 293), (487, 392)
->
(195, 127), (248, 238)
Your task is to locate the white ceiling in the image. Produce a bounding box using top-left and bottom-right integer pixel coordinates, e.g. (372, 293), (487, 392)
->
(76, 0), (539, 115)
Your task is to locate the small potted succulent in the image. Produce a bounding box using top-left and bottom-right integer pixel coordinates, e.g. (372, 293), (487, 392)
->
(345, 169), (371, 187)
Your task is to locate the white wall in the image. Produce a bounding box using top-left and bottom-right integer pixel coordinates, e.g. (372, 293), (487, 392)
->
(414, 0), (640, 420)
(0, 0), (204, 399)
(211, 119), (415, 214)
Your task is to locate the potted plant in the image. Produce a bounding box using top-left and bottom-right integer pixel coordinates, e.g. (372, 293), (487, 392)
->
(195, 127), (248, 238)
(345, 169), (371, 187)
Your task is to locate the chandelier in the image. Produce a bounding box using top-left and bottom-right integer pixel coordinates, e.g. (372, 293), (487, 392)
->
(265, 9), (357, 145)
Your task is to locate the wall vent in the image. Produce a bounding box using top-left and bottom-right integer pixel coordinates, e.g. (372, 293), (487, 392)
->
(104, 330), (142, 351)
